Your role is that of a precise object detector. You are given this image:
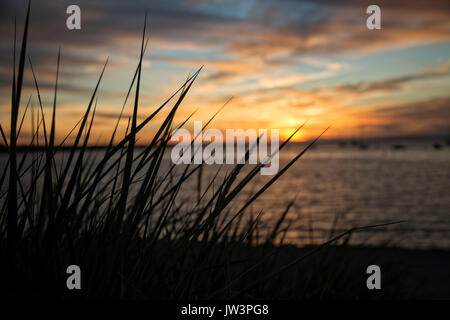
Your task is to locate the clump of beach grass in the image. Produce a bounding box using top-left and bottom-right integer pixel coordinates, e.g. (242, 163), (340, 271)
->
(0, 3), (398, 299)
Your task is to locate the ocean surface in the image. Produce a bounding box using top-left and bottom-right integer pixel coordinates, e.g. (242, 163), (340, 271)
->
(172, 139), (450, 249)
(1, 138), (449, 249)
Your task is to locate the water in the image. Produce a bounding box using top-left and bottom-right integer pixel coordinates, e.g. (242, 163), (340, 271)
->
(2, 139), (449, 249)
(174, 139), (450, 249)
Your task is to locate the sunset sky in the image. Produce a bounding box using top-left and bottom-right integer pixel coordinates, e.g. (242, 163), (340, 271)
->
(0, 0), (449, 143)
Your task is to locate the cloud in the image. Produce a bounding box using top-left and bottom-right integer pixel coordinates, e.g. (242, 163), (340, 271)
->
(346, 97), (450, 137)
(373, 97), (450, 121)
(1, 0), (448, 86)
(0, 0), (449, 142)
(328, 64), (450, 94)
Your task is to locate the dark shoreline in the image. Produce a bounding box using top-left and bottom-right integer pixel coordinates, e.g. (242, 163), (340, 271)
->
(2, 134), (449, 153)
(268, 243), (450, 299)
(2, 241), (449, 299)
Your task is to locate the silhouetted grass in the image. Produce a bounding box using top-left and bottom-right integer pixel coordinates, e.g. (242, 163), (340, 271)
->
(0, 4), (400, 299)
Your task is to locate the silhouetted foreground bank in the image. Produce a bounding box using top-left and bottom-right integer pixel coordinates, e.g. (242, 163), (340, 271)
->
(2, 240), (449, 299)
(271, 244), (450, 299)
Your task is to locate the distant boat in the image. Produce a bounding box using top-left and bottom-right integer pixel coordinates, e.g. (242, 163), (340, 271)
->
(358, 143), (369, 150)
(433, 143), (443, 150)
(355, 125), (369, 150)
(392, 144), (406, 150)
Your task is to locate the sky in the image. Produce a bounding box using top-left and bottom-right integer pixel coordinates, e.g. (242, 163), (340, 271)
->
(0, 0), (449, 143)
